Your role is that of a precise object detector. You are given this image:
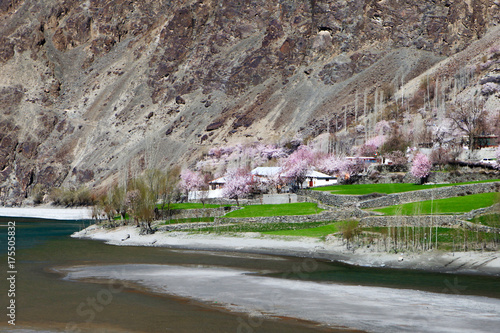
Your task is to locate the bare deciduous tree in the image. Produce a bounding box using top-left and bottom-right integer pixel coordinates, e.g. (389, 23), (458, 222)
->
(449, 97), (486, 158)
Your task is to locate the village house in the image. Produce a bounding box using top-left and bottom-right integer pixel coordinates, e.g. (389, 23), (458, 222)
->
(250, 166), (337, 189)
(199, 167), (337, 199)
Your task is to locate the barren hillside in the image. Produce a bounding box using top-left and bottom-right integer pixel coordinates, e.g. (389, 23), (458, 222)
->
(0, 0), (499, 204)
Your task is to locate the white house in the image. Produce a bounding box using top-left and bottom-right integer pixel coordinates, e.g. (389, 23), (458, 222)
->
(196, 167), (337, 200)
(250, 166), (337, 188)
(188, 188), (224, 200)
(301, 169), (337, 188)
(208, 176), (228, 190)
(191, 175), (228, 199)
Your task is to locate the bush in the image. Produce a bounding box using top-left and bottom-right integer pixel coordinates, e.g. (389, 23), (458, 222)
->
(31, 184), (45, 204)
(379, 131), (410, 156)
(48, 187), (94, 206)
(339, 220), (360, 242)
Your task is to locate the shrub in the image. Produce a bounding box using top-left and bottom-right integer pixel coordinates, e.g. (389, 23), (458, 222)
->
(339, 220), (360, 243)
(48, 187), (94, 206)
(379, 130), (410, 155)
(31, 184), (45, 204)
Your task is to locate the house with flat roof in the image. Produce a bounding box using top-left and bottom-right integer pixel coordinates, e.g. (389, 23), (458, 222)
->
(201, 167), (337, 199)
(250, 166), (337, 188)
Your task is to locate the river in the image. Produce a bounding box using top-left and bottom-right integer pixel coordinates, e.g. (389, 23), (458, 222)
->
(1, 217), (500, 333)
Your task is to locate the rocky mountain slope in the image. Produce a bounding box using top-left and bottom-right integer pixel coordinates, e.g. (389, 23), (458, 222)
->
(1, 0), (499, 204)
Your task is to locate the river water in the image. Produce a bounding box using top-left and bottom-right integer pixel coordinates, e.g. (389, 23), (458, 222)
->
(1, 217), (500, 333)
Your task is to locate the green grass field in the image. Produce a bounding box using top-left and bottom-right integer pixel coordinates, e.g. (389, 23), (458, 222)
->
(372, 192), (499, 215)
(262, 223), (340, 237)
(313, 179), (500, 195)
(113, 214), (129, 220)
(223, 202), (323, 218)
(469, 213), (500, 228)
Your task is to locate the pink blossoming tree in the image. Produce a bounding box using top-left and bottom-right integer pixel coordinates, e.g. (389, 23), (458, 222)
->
(342, 158), (366, 182)
(179, 169), (205, 197)
(411, 152), (432, 184)
(281, 145), (316, 190)
(317, 154), (346, 176)
(222, 168), (253, 206)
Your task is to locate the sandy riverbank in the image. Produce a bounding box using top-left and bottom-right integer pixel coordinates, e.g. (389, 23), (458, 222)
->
(57, 263), (500, 333)
(72, 224), (500, 276)
(0, 206), (93, 220)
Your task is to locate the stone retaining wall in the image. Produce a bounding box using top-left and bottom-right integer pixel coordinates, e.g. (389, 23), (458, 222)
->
(165, 207), (240, 219)
(214, 208), (370, 225)
(459, 220), (500, 233)
(461, 203), (500, 220)
(156, 213), (500, 233)
(158, 222), (222, 231)
(359, 215), (462, 227)
(358, 182), (500, 209)
(297, 190), (362, 207)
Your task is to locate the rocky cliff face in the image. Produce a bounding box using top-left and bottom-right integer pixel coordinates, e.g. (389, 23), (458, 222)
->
(0, 0), (499, 204)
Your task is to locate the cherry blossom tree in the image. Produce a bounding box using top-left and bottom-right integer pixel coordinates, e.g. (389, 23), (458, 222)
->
(222, 168), (253, 206)
(366, 135), (386, 149)
(341, 158), (365, 182)
(259, 144), (287, 159)
(317, 154), (346, 176)
(358, 135), (386, 157)
(179, 169), (205, 197)
(357, 143), (378, 157)
(281, 145), (316, 190)
(268, 171), (286, 193)
(205, 143), (289, 171)
(411, 152), (432, 184)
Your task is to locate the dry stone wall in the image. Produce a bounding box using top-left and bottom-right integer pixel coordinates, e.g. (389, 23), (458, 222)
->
(214, 208), (370, 225)
(359, 215), (462, 227)
(166, 207), (240, 219)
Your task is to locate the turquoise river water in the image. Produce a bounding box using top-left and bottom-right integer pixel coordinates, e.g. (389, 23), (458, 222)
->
(1, 217), (500, 333)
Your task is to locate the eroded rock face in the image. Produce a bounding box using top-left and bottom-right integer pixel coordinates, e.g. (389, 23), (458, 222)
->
(0, 0), (499, 204)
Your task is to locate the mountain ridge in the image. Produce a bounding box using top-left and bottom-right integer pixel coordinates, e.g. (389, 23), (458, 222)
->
(0, 0), (499, 204)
